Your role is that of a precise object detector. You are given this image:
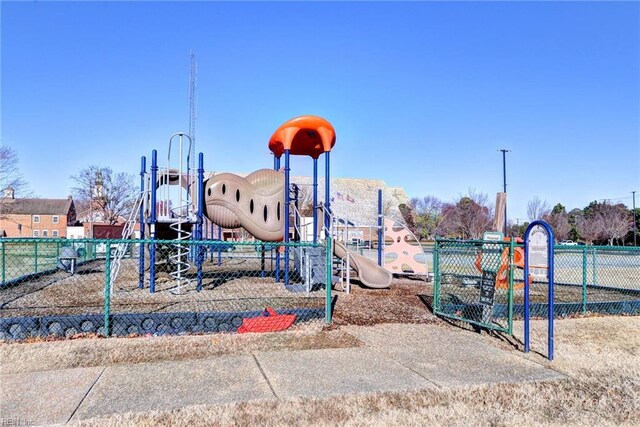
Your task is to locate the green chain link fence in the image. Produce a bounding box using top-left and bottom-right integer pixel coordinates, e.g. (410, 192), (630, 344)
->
(1, 238), (330, 340)
(434, 239), (640, 332)
(434, 239), (516, 333)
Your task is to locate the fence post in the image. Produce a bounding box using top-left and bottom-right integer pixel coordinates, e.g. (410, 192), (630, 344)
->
(433, 240), (440, 312)
(582, 245), (588, 314)
(592, 247), (597, 286)
(1, 241), (5, 286)
(34, 241), (38, 274)
(325, 237), (332, 324)
(508, 239), (515, 335)
(104, 241), (111, 337)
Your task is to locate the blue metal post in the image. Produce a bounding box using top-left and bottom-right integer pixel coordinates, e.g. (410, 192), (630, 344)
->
(196, 153), (204, 291)
(313, 158), (318, 244)
(208, 221), (212, 261)
(275, 155), (281, 281)
(217, 225), (222, 266)
(284, 149), (291, 286)
(524, 241), (531, 353)
(260, 243), (266, 278)
(524, 220), (555, 360)
(377, 189), (383, 266)
(548, 228), (555, 361)
(138, 156), (146, 289)
(324, 151), (331, 319)
(149, 150), (157, 293)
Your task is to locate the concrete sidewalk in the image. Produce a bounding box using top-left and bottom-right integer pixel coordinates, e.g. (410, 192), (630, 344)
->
(0, 324), (563, 425)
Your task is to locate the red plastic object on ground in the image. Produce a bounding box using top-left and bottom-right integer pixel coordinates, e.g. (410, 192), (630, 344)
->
(237, 307), (297, 334)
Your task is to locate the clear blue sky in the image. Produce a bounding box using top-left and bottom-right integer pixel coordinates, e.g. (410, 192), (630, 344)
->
(2, 1), (639, 221)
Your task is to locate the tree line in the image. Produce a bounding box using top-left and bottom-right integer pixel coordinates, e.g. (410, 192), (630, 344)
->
(401, 192), (639, 246)
(1, 145), (136, 225)
(2, 145), (638, 245)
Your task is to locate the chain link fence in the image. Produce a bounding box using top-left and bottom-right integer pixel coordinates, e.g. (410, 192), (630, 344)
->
(434, 239), (640, 333)
(0, 238), (329, 340)
(433, 239), (516, 333)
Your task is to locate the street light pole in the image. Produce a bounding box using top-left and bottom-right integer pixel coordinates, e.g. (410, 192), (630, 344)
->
(498, 149), (510, 236)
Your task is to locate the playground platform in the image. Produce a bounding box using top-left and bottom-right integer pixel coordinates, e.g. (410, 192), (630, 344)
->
(0, 323), (564, 425)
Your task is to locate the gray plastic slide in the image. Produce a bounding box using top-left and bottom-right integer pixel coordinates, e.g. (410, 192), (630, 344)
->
(333, 241), (392, 289)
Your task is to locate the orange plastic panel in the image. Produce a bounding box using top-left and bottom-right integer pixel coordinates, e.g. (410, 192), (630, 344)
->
(269, 115), (336, 159)
(474, 238), (527, 290)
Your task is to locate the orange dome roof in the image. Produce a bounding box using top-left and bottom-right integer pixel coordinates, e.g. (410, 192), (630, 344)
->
(268, 115), (336, 159)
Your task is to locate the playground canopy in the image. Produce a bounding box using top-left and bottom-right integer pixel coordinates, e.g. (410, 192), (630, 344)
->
(268, 115), (336, 159)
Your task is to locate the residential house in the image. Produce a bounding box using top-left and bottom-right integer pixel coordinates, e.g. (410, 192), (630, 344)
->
(0, 188), (77, 238)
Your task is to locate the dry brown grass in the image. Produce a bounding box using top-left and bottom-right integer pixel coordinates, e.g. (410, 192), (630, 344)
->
(3, 268), (639, 426)
(68, 376), (639, 427)
(0, 327), (362, 375)
(512, 316), (640, 378)
(57, 317), (640, 426)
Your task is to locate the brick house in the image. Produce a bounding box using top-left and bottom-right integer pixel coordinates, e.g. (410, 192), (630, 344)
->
(0, 188), (77, 238)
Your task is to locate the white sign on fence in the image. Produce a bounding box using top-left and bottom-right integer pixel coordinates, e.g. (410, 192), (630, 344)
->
(481, 231), (503, 272)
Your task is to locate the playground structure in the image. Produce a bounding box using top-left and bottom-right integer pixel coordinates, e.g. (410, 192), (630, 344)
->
(109, 132), (204, 294)
(110, 115), (429, 294)
(0, 115), (435, 340)
(326, 195), (429, 291)
(1, 106), (639, 344)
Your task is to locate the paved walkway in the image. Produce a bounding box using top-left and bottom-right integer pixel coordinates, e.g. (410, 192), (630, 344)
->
(1, 324), (563, 425)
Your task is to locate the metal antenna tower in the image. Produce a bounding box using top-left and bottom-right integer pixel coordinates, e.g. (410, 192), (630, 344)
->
(188, 51), (198, 170)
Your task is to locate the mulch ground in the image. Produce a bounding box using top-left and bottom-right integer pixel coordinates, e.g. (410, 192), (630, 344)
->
(331, 277), (440, 326)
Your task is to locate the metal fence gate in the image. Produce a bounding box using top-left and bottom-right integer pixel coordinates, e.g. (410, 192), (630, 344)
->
(433, 239), (640, 334)
(433, 239), (515, 333)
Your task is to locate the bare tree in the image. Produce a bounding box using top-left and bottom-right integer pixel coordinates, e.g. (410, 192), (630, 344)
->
(575, 214), (604, 245)
(543, 211), (571, 241)
(435, 190), (493, 239)
(398, 203), (417, 236)
(598, 203), (633, 245)
(435, 202), (459, 237)
(461, 192), (493, 239)
(71, 166), (137, 225)
(527, 196), (550, 222)
(0, 145), (31, 219)
(410, 195), (443, 239)
(411, 196), (442, 217)
(0, 145), (28, 195)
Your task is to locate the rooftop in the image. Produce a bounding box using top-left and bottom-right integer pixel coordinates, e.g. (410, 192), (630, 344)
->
(0, 197), (74, 215)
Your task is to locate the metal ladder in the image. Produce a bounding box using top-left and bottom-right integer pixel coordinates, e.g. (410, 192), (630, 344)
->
(108, 188), (149, 294)
(167, 203), (194, 294)
(166, 133), (196, 294)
